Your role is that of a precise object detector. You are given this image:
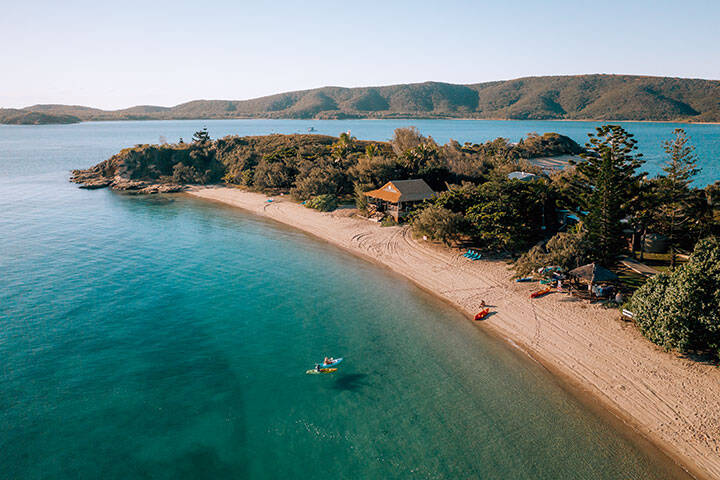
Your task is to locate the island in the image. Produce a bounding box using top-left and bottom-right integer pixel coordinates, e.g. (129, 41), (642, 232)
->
(72, 127), (720, 480)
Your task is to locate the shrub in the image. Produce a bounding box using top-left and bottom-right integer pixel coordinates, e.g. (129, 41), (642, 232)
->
(390, 126), (426, 156)
(380, 215), (397, 227)
(253, 158), (294, 190)
(291, 162), (346, 200)
(305, 194), (338, 212)
(514, 227), (591, 276)
(465, 179), (546, 251)
(172, 162), (201, 183)
(411, 205), (467, 245)
(628, 236), (720, 358)
(354, 183), (370, 212)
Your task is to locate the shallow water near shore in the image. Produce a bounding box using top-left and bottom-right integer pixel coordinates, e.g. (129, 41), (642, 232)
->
(0, 121), (702, 479)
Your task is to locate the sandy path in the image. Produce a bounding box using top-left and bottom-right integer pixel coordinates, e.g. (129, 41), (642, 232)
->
(189, 186), (720, 480)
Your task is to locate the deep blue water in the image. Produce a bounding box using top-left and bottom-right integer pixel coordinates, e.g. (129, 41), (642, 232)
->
(0, 120), (704, 479)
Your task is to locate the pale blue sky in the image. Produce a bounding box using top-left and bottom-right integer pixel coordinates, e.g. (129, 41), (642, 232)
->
(2, 0), (718, 109)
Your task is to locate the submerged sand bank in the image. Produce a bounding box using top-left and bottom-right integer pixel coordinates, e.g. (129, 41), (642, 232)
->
(189, 186), (720, 480)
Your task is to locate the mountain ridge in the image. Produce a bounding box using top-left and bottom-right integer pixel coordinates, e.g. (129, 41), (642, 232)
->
(3, 74), (720, 124)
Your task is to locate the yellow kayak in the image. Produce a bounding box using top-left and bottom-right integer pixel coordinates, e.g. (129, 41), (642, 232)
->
(306, 368), (337, 374)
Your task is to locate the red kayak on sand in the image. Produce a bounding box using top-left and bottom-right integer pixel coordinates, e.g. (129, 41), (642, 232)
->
(474, 308), (490, 320)
(530, 287), (552, 298)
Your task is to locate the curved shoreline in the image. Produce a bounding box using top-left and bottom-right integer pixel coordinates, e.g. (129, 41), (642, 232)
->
(188, 186), (720, 480)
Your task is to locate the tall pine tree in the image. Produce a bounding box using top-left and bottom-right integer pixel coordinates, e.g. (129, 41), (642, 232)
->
(656, 128), (699, 267)
(572, 125), (645, 264)
(192, 127), (211, 145)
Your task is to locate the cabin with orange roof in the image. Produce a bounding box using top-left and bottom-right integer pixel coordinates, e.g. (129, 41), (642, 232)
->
(364, 179), (436, 221)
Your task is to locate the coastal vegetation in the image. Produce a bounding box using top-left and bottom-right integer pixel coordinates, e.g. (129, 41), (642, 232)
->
(629, 237), (720, 358)
(8, 74), (720, 124)
(305, 194), (338, 212)
(72, 124), (720, 359)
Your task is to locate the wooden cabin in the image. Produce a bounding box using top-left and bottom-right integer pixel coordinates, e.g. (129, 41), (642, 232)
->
(364, 179), (436, 221)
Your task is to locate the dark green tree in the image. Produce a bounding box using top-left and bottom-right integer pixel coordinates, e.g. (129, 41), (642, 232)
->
(687, 183), (720, 240)
(629, 178), (661, 260)
(192, 127), (211, 145)
(655, 128), (700, 267)
(411, 205), (467, 246)
(465, 179), (545, 251)
(572, 125), (645, 264)
(331, 131), (356, 159)
(364, 143), (381, 158)
(629, 236), (720, 359)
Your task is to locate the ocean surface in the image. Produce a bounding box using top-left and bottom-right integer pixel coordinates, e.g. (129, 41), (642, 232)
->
(1, 120), (711, 479)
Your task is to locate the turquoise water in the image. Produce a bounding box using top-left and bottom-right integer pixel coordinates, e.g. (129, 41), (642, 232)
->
(0, 122), (702, 479)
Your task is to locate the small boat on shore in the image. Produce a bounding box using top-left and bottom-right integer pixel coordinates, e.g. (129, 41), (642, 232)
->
(530, 287), (553, 298)
(474, 308), (490, 320)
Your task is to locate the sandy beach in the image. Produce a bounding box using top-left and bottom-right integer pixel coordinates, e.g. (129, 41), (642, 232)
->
(189, 186), (720, 480)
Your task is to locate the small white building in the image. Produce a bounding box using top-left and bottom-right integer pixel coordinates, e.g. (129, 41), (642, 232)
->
(507, 171), (539, 182)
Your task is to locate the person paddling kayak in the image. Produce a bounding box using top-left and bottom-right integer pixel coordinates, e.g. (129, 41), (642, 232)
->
(321, 357), (343, 367)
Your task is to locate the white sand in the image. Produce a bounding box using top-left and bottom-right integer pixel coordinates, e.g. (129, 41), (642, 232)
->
(189, 186), (720, 479)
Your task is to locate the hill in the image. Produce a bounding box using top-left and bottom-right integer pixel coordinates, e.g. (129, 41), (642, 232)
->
(6, 74), (720, 124)
(0, 108), (81, 125)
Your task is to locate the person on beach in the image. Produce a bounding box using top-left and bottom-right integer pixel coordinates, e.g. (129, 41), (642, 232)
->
(480, 300), (486, 307)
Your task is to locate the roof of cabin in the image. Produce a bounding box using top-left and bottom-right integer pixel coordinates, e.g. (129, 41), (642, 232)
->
(364, 179), (436, 203)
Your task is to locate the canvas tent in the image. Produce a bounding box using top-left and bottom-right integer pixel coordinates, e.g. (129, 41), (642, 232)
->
(568, 263), (618, 283)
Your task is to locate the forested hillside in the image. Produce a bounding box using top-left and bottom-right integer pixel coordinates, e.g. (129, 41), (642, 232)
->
(5, 75), (720, 124)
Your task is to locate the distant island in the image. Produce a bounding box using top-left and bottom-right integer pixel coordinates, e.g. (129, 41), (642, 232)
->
(0, 109), (81, 125)
(4, 74), (720, 125)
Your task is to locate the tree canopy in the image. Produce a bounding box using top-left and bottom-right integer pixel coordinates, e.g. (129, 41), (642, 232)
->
(571, 125), (645, 264)
(628, 236), (720, 358)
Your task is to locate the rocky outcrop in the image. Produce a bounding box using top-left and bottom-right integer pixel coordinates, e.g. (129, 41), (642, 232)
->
(69, 142), (220, 194)
(70, 169), (185, 194)
(137, 183), (185, 194)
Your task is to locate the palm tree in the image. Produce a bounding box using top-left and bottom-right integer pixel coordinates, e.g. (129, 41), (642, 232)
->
(332, 131), (356, 160)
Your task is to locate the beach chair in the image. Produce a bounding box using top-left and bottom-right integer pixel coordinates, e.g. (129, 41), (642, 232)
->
(467, 250), (481, 260)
